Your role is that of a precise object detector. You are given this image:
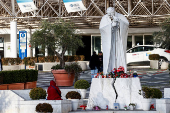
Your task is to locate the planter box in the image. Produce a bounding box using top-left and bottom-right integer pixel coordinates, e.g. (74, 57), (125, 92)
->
(8, 83), (25, 90)
(161, 62), (169, 69)
(2, 65), (20, 71)
(0, 84), (8, 90)
(150, 60), (159, 69)
(24, 81), (37, 89)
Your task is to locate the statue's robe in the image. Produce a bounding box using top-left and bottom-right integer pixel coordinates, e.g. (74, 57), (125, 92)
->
(99, 12), (129, 74)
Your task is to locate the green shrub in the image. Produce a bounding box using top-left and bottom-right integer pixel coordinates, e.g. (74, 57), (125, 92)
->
(152, 88), (162, 98)
(65, 91), (81, 99)
(36, 103), (53, 112)
(149, 54), (160, 60)
(15, 58), (21, 65)
(0, 70), (38, 84)
(45, 56), (55, 62)
(51, 64), (63, 70)
(1, 58), (9, 65)
(29, 87), (47, 100)
(141, 86), (162, 98)
(74, 79), (90, 89)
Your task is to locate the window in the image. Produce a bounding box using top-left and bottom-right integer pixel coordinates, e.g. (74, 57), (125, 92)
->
(145, 35), (153, 45)
(127, 36), (132, 50)
(132, 47), (144, 53)
(143, 46), (154, 51)
(135, 36), (143, 45)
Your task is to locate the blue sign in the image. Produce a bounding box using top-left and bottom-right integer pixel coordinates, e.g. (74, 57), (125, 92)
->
(16, 0), (32, 3)
(19, 31), (27, 59)
(63, 0), (81, 3)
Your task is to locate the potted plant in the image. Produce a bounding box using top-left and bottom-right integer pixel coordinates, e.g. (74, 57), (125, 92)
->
(51, 62), (82, 86)
(129, 103), (136, 110)
(29, 87), (47, 100)
(66, 91), (81, 111)
(149, 54), (160, 69)
(30, 19), (84, 86)
(139, 86), (154, 111)
(35, 103), (53, 113)
(74, 79), (90, 99)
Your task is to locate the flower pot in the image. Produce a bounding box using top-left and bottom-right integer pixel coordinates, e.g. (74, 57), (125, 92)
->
(52, 69), (74, 86)
(8, 83), (24, 90)
(79, 89), (87, 99)
(24, 81), (37, 89)
(161, 62), (169, 69)
(70, 99), (79, 111)
(150, 60), (159, 69)
(142, 99), (152, 111)
(129, 105), (134, 110)
(0, 84), (8, 90)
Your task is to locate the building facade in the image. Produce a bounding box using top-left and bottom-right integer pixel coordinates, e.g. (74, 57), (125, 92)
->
(0, 0), (169, 60)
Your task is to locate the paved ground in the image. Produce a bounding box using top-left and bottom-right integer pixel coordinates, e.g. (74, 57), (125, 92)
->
(37, 67), (170, 97)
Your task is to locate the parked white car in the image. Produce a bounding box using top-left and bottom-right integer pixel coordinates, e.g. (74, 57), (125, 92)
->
(126, 45), (170, 67)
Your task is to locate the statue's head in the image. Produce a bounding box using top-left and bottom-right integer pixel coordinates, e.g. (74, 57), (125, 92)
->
(107, 7), (115, 18)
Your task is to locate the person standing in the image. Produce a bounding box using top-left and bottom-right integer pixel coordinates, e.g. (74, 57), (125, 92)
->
(89, 51), (100, 81)
(98, 51), (103, 72)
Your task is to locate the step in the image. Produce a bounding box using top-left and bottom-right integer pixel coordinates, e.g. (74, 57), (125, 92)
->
(69, 109), (158, 113)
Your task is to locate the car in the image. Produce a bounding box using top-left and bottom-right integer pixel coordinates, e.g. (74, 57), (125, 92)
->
(126, 45), (170, 67)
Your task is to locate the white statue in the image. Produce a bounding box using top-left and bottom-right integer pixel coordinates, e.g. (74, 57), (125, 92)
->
(99, 7), (129, 74)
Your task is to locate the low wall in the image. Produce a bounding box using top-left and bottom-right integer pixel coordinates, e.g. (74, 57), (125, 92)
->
(0, 90), (72, 113)
(2, 61), (90, 72)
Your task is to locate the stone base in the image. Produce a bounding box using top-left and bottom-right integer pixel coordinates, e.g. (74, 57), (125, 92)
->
(156, 99), (170, 113)
(69, 110), (159, 113)
(87, 78), (143, 110)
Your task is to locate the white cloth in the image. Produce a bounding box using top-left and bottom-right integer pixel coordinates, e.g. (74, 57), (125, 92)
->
(99, 12), (129, 74)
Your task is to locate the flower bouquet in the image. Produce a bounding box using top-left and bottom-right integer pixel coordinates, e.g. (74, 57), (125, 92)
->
(124, 105), (127, 110)
(93, 106), (101, 111)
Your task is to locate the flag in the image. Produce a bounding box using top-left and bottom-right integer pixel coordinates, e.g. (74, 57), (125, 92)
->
(16, 0), (38, 13)
(63, 0), (86, 13)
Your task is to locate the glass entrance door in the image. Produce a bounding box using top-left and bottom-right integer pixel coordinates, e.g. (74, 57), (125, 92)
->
(91, 36), (101, 55)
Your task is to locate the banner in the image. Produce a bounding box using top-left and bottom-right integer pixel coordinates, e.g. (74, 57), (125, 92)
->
(63, 0), (86, 13)
(19, 31), (27, 60)
(16, 0), (38, 13)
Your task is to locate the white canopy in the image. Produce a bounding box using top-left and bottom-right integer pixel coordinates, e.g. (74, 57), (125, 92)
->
(99, 11), (129, 74)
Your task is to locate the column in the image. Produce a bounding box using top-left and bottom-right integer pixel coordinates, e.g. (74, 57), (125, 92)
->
(33, 48), (35, 57)
(132, 35), (135, 47)
(10, 21), (17, 58)
(27, 29), (32, 57)
(128, 0), (132, 14)
(143, 35), (145, 45)
(45, 48), (48, 56)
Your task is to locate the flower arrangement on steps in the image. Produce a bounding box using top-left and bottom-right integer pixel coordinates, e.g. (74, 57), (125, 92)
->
(66, 91), (81, 111)
(35, 103), (53, 113)
(29, 87), (47, 100)
(139, 86), (162, 111)
(74, 79), (90, 99)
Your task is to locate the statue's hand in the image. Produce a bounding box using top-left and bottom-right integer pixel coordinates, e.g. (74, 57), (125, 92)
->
(113, 17), (119, 22)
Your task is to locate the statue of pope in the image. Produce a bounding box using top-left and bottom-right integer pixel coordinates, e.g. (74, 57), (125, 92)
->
(99, 7), (129, 74)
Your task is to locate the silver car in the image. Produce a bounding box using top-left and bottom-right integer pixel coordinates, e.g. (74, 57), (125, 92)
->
(126, 45), (170, 67)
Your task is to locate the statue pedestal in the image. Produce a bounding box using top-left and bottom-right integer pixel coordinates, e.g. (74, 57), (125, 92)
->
(87, 78), (143, 109)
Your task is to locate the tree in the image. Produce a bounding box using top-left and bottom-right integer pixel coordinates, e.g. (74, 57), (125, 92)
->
(30, 19), (84, 68)
(153, 18), (170, 49)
